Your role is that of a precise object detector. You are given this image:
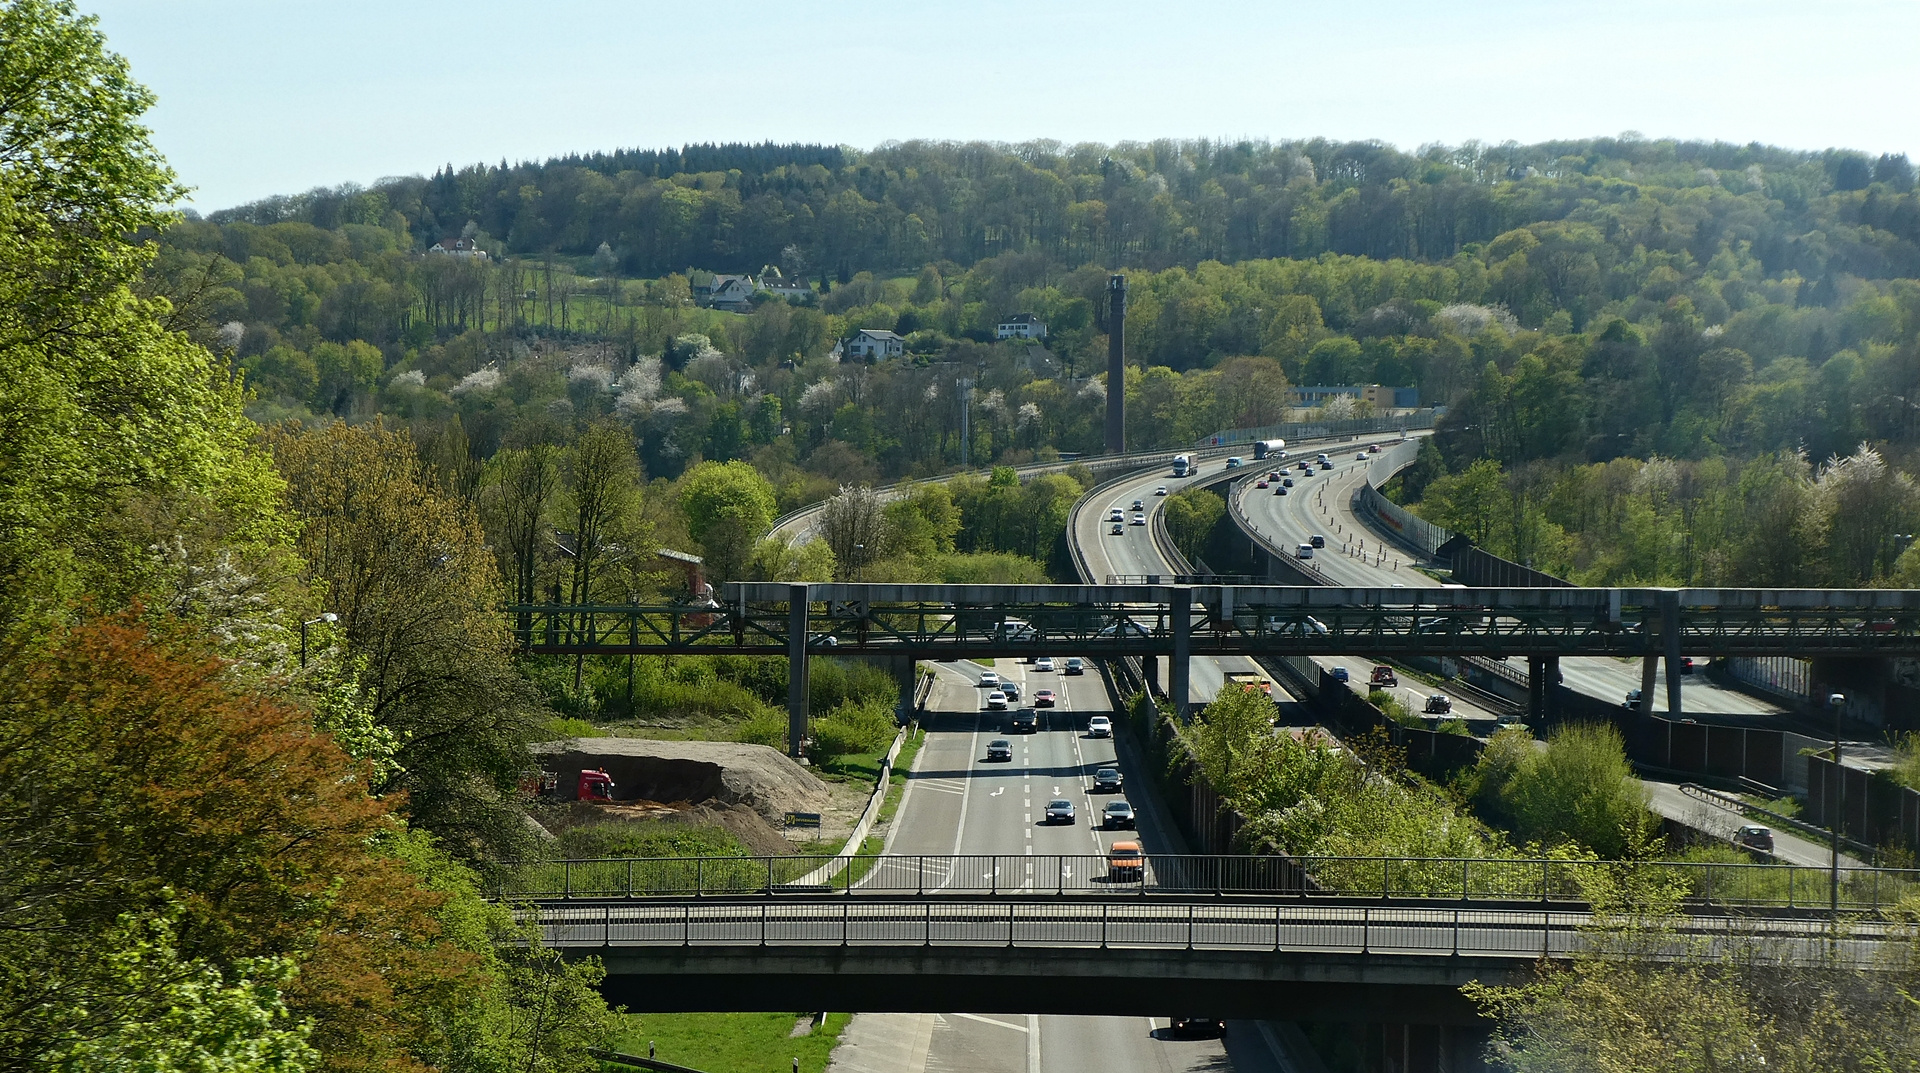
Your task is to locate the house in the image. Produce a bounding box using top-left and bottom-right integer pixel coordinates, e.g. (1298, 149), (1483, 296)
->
(996, 312), (1047, 340)
(841, 329), (905, 361)
(757, 267), (812, 301)
(697, 274), (758, 312)
(427, 237), (490, 260)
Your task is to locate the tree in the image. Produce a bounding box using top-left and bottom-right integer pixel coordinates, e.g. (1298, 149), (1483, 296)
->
(678, 460), (777, 582)
(481, 441), (561, 606)
(269, 421), (545, 860)
(815, 484), (888, 579)
(0, 0), (286, 618)
(1163, 487), (1226, 563)
(561, 423), (645, 604)
(1483, 722), (1656, 858)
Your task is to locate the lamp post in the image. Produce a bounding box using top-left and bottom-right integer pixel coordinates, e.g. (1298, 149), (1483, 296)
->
(1828, 691), (1846, 921)
(300, 612), (338, 668)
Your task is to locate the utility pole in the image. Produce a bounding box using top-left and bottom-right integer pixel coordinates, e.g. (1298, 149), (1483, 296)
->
(1104, 274), (1127, 454)
(1828, 692), (1846, 922)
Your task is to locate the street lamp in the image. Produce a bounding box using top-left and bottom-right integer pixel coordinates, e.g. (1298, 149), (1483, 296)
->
(300, 612), (338, 668)
(1828, 692), (1846, 921)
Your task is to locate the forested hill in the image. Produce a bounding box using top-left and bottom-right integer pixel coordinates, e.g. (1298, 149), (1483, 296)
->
(203, 137), (1920, 289)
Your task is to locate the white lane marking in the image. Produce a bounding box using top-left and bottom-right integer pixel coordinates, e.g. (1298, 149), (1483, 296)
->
(1026, 1016), (1040, 1073)
(918, 783), (966, 796)
(952, 1013), (1028, 1033)
(1023, 798), (1030, 808)
(932, 705), (980, 892)
(990, 788), (1005, 797)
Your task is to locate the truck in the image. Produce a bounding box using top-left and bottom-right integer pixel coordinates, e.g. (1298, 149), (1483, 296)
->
(520, 768), (616, 801)
(1369, 665), (1398, 688)
(1252, 438), (1287, 460)
(1172, 454), (1192, 477)
(1226, 672), (1273, 696)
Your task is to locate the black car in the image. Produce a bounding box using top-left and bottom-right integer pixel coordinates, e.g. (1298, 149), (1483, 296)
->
(1102, 800), (1136, 829)
(1000, 680), (1021, 701)
(985, 738), (1012, 761)
(1167, 1018), (1226, 1037)
(1091, 767), (1124, 793)
(1009, 709), (1038, 734)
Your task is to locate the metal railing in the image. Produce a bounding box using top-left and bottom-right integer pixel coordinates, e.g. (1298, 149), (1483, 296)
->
(528, 897), (1899, 968)
(500, 853), (1920, 914)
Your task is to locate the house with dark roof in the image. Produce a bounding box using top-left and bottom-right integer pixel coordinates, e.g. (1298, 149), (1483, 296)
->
(996, 312), (1047, 340)
(697, 274), (758, 312)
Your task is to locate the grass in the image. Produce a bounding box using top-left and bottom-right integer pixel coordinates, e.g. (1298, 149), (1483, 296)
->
(877, 727), (927, 825)
(612, 1012), (852, 1073)
(813, 746), (890, 785)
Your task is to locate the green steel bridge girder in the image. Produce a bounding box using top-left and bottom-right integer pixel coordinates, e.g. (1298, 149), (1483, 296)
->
(506, 583), (1920, 659)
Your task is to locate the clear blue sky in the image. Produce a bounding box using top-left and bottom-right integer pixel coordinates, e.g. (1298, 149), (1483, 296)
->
(81, 0), (1920, 212)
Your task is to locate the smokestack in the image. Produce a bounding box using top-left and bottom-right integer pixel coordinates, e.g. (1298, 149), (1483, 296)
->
(1105, 273), (1126, 453)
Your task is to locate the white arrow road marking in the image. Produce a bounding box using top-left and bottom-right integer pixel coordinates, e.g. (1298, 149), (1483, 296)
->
(990, 788), (1005, 797)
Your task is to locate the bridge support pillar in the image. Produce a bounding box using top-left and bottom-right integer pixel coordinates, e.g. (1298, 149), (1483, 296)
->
(1171, 587), (1192, 720)
(788, 584), (810, 758)
(1660, 590), (1683, 721)
(1141, 656), (1160, 698)
(1527, 657), (1547, 722)
(1638, 655), (1658, 716)
(894, 656), (918, 726)
(1542, 655), (1560, 720)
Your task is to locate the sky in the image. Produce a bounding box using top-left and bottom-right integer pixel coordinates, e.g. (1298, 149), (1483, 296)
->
(81, 0), (1920, 212)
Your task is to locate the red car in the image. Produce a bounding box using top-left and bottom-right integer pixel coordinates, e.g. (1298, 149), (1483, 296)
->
(1034, 689), (1056, 707)
(1255, 479), (1269, 488)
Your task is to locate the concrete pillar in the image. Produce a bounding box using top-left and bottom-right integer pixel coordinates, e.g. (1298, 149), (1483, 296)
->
(1527, 656), (1547, 722)
(1638, 654), (1659, 716)
(1171, 587), (1192, 721)
(1104, 274), (1127, 454)
(1661, 590), (1683, 721)
(787, 583), (810, 758)
(894, 656), (918, 726)
(1141, 655), (1160, 698)
(1543, 655), (1561, 720)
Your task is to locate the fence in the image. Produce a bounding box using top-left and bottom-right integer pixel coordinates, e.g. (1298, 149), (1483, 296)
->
(1354, 439), (1452, 557)
(1205, 411), (1439, 448)
(500, 853), (1920, 913)
(1806, 755), (1920, 854)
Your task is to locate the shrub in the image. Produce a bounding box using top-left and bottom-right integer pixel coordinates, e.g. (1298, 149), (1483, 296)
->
(807, 697), (898, 761)
(1494, 722), (1657, 858)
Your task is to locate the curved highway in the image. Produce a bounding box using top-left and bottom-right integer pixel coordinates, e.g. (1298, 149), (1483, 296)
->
(1232, 447), (1788, 718)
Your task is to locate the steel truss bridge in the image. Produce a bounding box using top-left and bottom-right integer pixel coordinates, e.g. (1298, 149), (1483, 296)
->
(512, 582), (1920, 660)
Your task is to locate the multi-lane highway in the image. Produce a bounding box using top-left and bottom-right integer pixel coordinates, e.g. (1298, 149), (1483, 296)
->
(826, 659), (1304, 1073)
(1232, 449), (1789, 718)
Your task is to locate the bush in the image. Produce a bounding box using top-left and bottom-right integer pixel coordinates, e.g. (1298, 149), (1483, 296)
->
(1489, 722), (1657, 858)
(807, 697), (898, 761)
(735, 709), (789, 749)
(1369, 690), (1421, 728)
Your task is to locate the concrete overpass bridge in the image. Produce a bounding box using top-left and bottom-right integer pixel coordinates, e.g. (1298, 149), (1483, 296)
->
(523, 885), (1906, 1024)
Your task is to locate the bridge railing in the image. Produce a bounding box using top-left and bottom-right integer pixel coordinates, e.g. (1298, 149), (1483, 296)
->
(500, 853), (1920, 914)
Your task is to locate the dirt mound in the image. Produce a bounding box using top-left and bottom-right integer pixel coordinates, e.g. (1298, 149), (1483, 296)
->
(532, 737), (831, 827)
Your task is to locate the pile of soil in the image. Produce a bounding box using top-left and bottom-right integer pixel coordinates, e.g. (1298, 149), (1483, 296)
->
(532, 737), (834, 826)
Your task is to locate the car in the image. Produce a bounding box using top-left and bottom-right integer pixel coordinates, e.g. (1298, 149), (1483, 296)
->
(1102, 800), (1136, 829)
(984, 690), (1008, 711)
(1009, 709), (1038, 733)
(1357, 452), (1368, 461)
(1282, 477), (1294, 487)
(1087, 715), (1111, 737)
(1034, 688), (1057, 707)
(1132, 499), (1145, 511)
(1111, 523), (1125, 535)
(1294, 544), (1314, 560)
(1297, 461), (1312, 471)
(1044, 799), (1076, 824)
(1267, 615), (1329, 636)
(1225, 457), (1244, 468)
(1319, 460), (1333, 470)
(1275, 485), (1288, 496)
(1496, 712), (1527, 728)
(1129, 513), (1146, 526)
(1096, 620), (1151, 637)
(1423, 693), (1453, 715)
(1370, 665), (1398, 687)
(1108, 508), (1125, 522)
(1368, 443), (1382, 453)
(1681, 656), (1696, 675)
(986, 739), (1012, 761)
(1092, 767), (1125, 793)
(978, 671), (999, 688)
(1268, 471), (1281, 480)
(1001, 680), (1021, 701)
(1035, 656), (1055, 672)
(1256, 479), (1269, 489)
(1623, 688), (1642, 709)
(1330, 666), (1350, 683)
(1309, 534), (1326, 548)
(1064, 657), (1085, 675)
(1168, 1018), (1225, 1036)
(1108, 840), (1145, 881)
(1154, 485), (1169, 496)
(1735, 824), (1775, 852)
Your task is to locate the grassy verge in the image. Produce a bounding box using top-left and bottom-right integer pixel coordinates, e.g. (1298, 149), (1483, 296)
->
(877, 727), (927, 826)
(613, 1012), (851, 1073)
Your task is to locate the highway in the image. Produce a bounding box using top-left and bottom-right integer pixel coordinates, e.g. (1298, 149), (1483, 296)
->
(856, 659), (1291, 1072)
(1232, 450), (1789, 718)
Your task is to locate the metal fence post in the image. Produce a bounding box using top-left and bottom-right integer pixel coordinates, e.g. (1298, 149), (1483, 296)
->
(1007, 901), (1016, 947)
(604, 904), (611, 946)
(1102, 903), (1110, 948)
(924, 901), (932, 946)
(1274, 903), (1282, 951)
(564, 860), (573, 899)
(918, 856), (925, 897)
(1382, 857), (1391, 900)
(760, 901), (768, 946)
(627, 859), (635, 899)
(766, 857), (774, 896)
(1451, 908), (1459, 957)
(683, 903), (691, 946)
(1540, 859), (1549, 904)
(1187, 903), (1195, 950)
(1361, 906), (1370, 954)
(1542, 911), (1550, 957)
(842, 897), (850, 946)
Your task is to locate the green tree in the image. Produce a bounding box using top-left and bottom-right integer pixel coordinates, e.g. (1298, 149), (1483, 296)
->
(0, 0), (286, 619)
(1163, 487), (1225, 563)
(1484, 722), (1656, 858)
(678, 460), (777, 582)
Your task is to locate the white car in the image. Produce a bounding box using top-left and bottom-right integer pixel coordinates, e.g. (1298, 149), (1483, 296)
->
(1035, 657), (1055, 672)
(1129, 513), (1147, 526)
(978, 671), (999, 688)
(1294, 544), (1314, 560)
(1154, 486), (1169, 496)
(1087, 715), (1112, 738)
(985, 691), (1008, 711)
(1108, 508), (1125, 522)
(1356, 452), (1368, 461)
